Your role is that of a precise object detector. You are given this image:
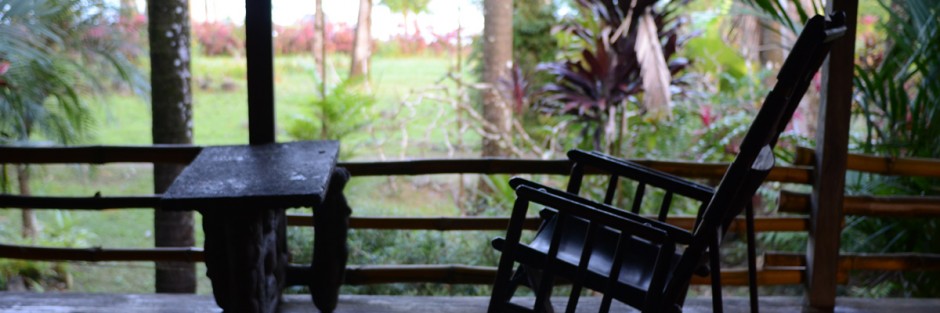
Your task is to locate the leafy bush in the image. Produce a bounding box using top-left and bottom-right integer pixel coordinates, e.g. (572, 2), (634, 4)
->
(274, 19), (355, 55)
(426, 30), (460, 56)
(1, 0), (145, 145)
(287, 78), (377, 158)
(0, 210), (94, 291)
(843, 0), (940, 297)
(513, 0), (558, 74)
(192, 21), (245, 56)
(536, 0), (693, 153)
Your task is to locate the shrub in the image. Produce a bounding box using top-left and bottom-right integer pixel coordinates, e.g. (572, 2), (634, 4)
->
(275, 18), (355, 55)
(192, 21), (244, 56)
(287, 77), (377, 159)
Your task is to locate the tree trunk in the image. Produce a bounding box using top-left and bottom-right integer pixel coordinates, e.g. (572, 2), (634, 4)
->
(481, 0), (513, 157)
(149, 0), (196, 293)
(315, 0), (326, 97)
(350, 0), (372, 79)
(18, 165), (36, 239)
(119, 0), (137, 20)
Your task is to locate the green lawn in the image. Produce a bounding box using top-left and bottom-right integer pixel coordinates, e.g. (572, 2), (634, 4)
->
(1, 54), (491, 294)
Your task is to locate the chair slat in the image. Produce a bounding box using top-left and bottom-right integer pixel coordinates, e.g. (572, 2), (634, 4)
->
(599, 230), (631, 313)
(658, 191), (674, 222)
(604, 175), (619, 205)
(566, 221), (600, 313)
(631, 182), (646, 214)
(535, 213), (567, 311)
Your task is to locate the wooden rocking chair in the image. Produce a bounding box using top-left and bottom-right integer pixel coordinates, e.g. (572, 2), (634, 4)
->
(488, 13), (846, 313)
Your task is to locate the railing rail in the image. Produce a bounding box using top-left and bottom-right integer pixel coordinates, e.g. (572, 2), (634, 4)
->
(2, 145), (939, 286)
(0, 145), (201, 164)
(0, 144), (812, 182)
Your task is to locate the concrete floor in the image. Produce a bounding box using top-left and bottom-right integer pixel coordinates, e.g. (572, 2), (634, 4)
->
(2, 292), (940, 312)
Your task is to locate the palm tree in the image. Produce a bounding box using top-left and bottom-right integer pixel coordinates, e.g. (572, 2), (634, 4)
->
(149, 0), (196, 293)
(350, 0), (373, 79)
(481, 0), (513, 157)
(0, 0), (143, 238)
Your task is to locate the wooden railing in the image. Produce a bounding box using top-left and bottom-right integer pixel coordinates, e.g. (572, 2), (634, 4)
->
(1, 145), (939, 287)
(766, 146), (940, 278)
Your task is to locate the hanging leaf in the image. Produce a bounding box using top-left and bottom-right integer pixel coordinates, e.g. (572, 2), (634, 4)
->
(634, 9), (672, 121)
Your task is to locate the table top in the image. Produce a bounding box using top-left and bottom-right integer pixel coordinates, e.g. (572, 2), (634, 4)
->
(161, 140), (339, 210)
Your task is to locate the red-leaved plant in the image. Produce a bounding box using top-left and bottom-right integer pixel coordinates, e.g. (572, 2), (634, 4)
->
(537, 0), (692, 150)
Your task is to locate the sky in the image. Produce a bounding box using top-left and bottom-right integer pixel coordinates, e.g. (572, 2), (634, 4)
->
(180, 0), (486, 40)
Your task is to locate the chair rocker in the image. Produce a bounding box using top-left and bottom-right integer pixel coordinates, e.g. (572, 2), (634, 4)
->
(488, 13), (847, 313)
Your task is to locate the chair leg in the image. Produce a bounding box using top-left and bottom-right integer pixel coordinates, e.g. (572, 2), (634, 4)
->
(506, 265), (528, 297)
(709, 232), (723, 313)
(745, 203), (759, 313)
(526, 265), (555, 313)
(500, 265), (555, 313)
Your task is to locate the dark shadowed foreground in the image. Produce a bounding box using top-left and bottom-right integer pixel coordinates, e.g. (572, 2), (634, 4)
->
(2, 293), (940, 313)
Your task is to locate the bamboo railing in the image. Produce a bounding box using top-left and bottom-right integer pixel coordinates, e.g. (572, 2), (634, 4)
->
(768, 147), (940, 279)
(1, 145), (938, 287)
(778, 191), (940, 217)
(795, 146), (940, 177)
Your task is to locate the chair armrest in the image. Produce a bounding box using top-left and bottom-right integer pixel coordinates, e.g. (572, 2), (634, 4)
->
(568, 149), (715, 202)
(514, 184), (676, 244)
(510, 177), (693, 244)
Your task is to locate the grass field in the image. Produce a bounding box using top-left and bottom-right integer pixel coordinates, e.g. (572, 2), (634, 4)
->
(1, 53), (500, 294)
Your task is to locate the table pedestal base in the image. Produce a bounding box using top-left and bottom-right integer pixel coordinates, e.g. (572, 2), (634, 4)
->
(199, 167), (351, 313)
(201, 208), (288, 313)
(310, 168), (351, 313)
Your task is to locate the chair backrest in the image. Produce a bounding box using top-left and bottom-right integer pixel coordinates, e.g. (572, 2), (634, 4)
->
(664, 13), (847, 302)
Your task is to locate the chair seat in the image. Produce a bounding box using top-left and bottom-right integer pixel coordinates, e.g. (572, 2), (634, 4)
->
(493, 213), (682, 306)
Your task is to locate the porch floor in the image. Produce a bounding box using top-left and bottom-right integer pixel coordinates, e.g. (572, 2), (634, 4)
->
(2, 292), (939, 312)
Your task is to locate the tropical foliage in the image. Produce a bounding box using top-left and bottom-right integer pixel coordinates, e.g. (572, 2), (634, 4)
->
(854, 0), (940, 159)
(288, 78), (377, 158)
(735, 0), (821, 32)
(537, 0), (692, 152)
(843, 0), (940, 297)
(743, 0), (940, 297)
(0, 0), (143, 145)
(513, 0), (558, 74)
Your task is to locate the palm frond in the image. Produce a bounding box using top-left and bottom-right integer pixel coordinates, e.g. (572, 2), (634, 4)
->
(0, 0), (143, 144)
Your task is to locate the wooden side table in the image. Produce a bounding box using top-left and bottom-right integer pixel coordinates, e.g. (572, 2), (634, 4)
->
(161, 141), (348, 313)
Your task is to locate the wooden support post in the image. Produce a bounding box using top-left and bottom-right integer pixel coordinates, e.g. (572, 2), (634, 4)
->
(806, 2), (858, 311)
(246, 0), (275, 145)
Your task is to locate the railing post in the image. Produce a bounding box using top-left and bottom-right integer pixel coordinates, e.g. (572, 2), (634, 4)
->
(246, 0), (275, 145)
(806, 1), (858, 311)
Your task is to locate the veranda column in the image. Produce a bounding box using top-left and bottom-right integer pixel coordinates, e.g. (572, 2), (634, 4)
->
(246, 0), (275, 145)
(806, 1), (858, 310)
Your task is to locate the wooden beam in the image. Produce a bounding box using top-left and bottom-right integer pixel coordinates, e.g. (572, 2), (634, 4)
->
(339, 159), (811, 183)
(0, 146), (813, 183)
(807, 3), (859, 310)
(341, 265), (805, 286)
(340, 159), (574, 176)
(779, 191), (940, 217)
(246, 0), (275, 144)
(0, 243), (204, 262)
(0, 195), (160, 209)
(689, 268), (808, 286)
(343, 264), (497, 285)
(285, 214), (808, 232)
(287, 215), (542, 231)
(766, 252), (940, 271)
(0, 145), (200, 164)
(795, 146), (940, 177)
